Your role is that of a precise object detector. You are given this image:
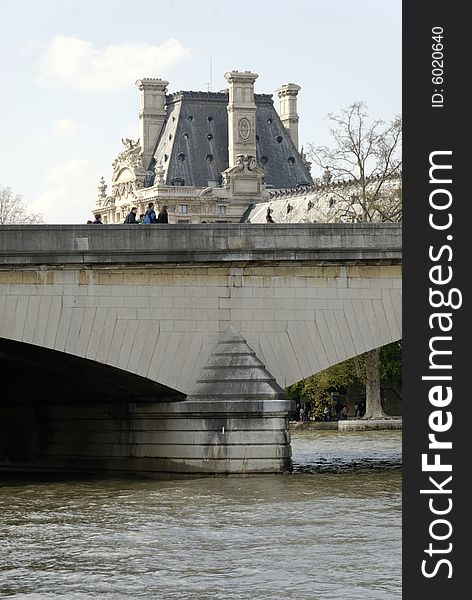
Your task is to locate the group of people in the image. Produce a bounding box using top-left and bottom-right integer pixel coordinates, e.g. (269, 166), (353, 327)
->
(87, 202), (168, 225)
(354, 400), (366, 418)
(324, 404), (349, 421)
(295, 402), (312, 422)
(124, 202), (169, 224)
(87, 215), (103, 224)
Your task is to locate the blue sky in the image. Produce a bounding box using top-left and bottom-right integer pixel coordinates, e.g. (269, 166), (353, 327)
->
(0, 0), (401, 223)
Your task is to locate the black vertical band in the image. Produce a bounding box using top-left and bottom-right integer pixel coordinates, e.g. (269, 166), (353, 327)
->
(403, 3), (466, 597)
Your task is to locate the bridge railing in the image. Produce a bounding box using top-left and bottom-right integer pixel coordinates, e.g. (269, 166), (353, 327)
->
(0, 223), (401, 265)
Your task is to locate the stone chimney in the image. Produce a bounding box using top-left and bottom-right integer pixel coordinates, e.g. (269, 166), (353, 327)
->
(276, 83), (301, 150)
(224, 71), (258, 168)
(135, 78), (169, 169)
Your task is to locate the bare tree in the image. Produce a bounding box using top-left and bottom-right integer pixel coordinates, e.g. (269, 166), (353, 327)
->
(0, 186), (44, 224)
(308, 103), (402, 418)
(308, 101), (402, 223)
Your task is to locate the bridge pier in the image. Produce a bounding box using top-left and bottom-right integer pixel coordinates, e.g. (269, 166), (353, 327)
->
(0, 331), (294, 476)
(150, 328), (294, 475)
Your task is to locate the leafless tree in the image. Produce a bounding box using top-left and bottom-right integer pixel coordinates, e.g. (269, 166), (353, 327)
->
(308, 103), (402, 418)
(0, 186), (44, 224)
(308, 101), (402, 224)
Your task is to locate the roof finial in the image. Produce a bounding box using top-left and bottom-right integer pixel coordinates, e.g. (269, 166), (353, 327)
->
(97, 176), (107, 198)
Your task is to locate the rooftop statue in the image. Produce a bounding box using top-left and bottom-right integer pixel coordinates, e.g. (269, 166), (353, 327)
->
(112, 138), (143, 174)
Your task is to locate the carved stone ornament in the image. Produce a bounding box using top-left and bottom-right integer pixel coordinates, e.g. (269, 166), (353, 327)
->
(111, 137), (145, 183)
(112, 180), (138, 201)
(222, 154), (266, 191)
(97, 176), (107, 199)
(235, 154), (261, 172)
(154, 163), (165, 185)
(238, 117), (251, 141)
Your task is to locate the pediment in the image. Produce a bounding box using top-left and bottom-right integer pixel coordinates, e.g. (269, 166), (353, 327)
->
(114, 167), (135, 183)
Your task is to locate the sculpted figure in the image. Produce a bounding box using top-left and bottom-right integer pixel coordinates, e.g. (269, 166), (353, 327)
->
(247, 155), (257, 171)
(236, 154), (245, 170)
(121, 137), (140, 151)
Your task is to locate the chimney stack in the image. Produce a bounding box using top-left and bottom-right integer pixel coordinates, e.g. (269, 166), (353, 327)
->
(276, 83), (301, 150)
(135, 78), (169, 169)
(224, 71), (258, 168)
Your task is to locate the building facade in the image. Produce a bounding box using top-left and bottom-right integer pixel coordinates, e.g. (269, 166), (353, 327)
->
(94, 71), (313, 224)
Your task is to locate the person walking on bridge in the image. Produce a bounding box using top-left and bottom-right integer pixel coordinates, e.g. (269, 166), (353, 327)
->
(144, 202), (157, 224)
(266, 206), (275, 223)
(123, 207), (138, 224)
(157, 205), (169, 223)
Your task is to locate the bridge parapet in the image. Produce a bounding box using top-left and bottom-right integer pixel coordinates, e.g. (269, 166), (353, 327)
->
(0, 223), (401, 265)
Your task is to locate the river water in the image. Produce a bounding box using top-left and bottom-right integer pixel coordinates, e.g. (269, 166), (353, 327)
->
(0, 430), (401, 600)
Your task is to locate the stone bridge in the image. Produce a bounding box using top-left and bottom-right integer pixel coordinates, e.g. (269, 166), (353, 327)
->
(0, 224), (401, 476)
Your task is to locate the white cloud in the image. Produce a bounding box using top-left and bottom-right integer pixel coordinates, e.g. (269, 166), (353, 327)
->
(38, 35), (190, 92)
(29, 159), (99, 224)
(53, 118), (81, 138)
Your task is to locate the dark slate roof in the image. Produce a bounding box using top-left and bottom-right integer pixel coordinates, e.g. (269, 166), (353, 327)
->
(152, 91), (312, 189)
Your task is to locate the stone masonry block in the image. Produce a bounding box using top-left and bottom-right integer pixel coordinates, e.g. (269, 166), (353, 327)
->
(123, 296), (149, 308)
(173, 320), (196, 332)
(111, 285), (138, 297)
(62, 296), (77, 308)
(173, 296), (219, 309)
(116, 308), (138, 320)
(149, 296), (174, 308)
(0, 272), (22, 284)
(207, 287), (230, 298)
(252, 309), (275, 321)
(99, 296), (124, 308)
(22, 296), (41, 344)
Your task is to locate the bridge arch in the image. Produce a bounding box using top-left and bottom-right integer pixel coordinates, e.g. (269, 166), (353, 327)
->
(0, 224), (401, 475)
(0, 224), (401, 393)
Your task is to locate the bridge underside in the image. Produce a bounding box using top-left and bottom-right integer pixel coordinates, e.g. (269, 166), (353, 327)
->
(0, 338), (185, 404)
(0, 335), (292, 477)
(0, 338), (191, 476)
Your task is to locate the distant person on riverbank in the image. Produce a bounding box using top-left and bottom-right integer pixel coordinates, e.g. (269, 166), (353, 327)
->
(86, 220), (92, 224)
(334, 400), (342, 420)
(92, 214), (102, 224)
(299, 406), (305, 422)
(323, 405), (330, 421)
(138, 214), (145, 224)
(340, 405), (348, 420)
(354, 401), (361, 417)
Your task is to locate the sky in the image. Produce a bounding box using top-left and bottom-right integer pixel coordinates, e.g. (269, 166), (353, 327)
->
(0, 0), (401, 224)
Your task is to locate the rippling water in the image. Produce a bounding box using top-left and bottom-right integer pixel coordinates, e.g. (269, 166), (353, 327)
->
(0, 430), (401, 600)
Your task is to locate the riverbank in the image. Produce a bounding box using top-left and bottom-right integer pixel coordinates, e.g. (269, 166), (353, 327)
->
(291, 418), (402, 431)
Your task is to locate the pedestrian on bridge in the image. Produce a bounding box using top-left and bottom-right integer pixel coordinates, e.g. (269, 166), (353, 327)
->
(124, 207), (138, 224)
(157, 205), (169, 223)
(144, 203), (158, 224)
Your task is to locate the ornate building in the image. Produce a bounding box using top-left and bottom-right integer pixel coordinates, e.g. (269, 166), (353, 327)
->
(246, 173), (403, 224)
(94, 71), (313, 223)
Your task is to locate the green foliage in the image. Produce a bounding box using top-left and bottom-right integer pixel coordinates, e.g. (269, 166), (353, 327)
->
(380, 341), (402, 384)
(286, 341), (402, 417)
